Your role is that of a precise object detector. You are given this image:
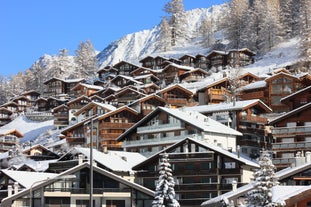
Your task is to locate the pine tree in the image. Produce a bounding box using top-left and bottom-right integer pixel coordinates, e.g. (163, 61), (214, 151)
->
(245, 151), (283, 207)
(199, 16), (214, 47)
(163, 0), (187, 46)
(152, 153), (180, 207)
(74, 39), (99, 80)
(158, 18), (172, 52)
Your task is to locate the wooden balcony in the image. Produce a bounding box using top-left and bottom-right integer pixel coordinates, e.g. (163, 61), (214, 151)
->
(240, 91), (264, 100)
(99, 122), (134, 129)
(240, 115), (268, 123)
(99, 133), (120, 140)
(166, 98), (188, 106)
(66, 137), (85, 144)
(271, 126), (311, 136)
(272, 142), (311, 151)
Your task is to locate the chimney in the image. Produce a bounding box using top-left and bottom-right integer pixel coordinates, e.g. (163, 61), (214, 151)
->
(7, 185), (12, 197)
(295, 151), (305, 167)
(14, 182), (19, 194)
(306, 151), (311, 163)
(232, 180), (237, 192)
(103, 145), (108, 154)
(78, 154), (83, 165)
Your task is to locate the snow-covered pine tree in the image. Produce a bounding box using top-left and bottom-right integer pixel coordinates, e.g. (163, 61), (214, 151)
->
(74, 39), (99, 80)
(152, 153), (180, 207)
(158, 18), (172, 52)
(163, 0), (187, 47)
(245, 150), (284, 207)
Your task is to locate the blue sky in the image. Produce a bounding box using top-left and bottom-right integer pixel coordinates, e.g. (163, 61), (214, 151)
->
(0, 0), (227, 76)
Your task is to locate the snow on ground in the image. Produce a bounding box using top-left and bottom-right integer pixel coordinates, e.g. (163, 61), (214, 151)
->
(242, 37), (302, 76)
(0, 115), (55, 143)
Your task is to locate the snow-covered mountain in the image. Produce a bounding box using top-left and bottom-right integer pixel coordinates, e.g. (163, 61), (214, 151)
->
(97, 5), (228, 67)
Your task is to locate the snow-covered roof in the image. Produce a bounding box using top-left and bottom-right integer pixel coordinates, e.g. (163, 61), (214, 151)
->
(1, 169), (58, 188)
(238, 80), (267, 91)
(185, 99), (272, 113)
(165, 107), (242, 136)
(61, 147), (146, 172)
(0, 116), (54, 142)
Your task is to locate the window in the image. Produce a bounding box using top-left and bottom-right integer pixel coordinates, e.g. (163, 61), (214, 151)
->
(224, 162), (236, 169)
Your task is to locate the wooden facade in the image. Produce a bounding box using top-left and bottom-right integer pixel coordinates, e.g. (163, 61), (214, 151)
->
(0, 129), (23, 153)
(53, 104), (69, 130)
(0, 108), (13, 127)
(95, 106), (139, 151)
(133, 138), (258, 207)
(157, 84), (197, 108)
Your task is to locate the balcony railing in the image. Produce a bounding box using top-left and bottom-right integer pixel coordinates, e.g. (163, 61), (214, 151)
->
(124, 134), (201, 147)
(272, 142), (311, 150)
(272, 158), (295, 166)
(271, 126), (311, 135)
(137, 122), (183, 133)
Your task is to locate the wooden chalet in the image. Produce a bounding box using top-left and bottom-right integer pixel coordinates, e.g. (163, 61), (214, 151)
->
(67, 95), (91, 124)
(236, 72), (261, 87)
(71, 82), (103, 98)
(0, 129), (23, 153)
(269, 102), (311, 170)
(156, 84), (197, 108)
(53, 104), (69, 130)
(227, 48), (255, 68)
(97, 65), (118, 82)
(132, 137), (258, 207)
(73, 101), (116, 123)
(60, 118), (89, 148)
(22, 144), (60, 161)
(238, 70), (305, 113)
(206, 50), (227, 69)
(128, 94), (166, 117)
(194, 54), (208, 70)
(179, 54), (196, 67)
(113, 60), (140, 75)
(2, 163), (154, 207)
(179, 68), (208, 83)
(117, 107), (241, 157)
(0, 108), (13, 127)
(43, 77), (84, 99)
(139, 55), (168, 69)
(103, 87), (146, 107)
(197, 77), (231, 105)
(280, 85), (311, 110)
(89, 94), (105, 103)
(189, 99), (272, 158)
(94, 106), (139, 151)
(42, 97), (67, 112)
(110, 75), (143, 88)
(161, 63), (194, 85)
(133, 83), (160, 95)
(94, 86), (120, 99)
(1, 102), (18, 114)
(133, 73), (160, 85)
(22, 90), (40, 108)
(12, 96), (31, 113)
(35, 98), (49, 112)
(130, 66), (158, 77)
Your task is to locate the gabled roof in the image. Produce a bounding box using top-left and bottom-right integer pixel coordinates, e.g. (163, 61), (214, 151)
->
(127, 94), (166, 106)
(206, 50), (227, 57)
(157, 84), (194, 96)
(71, 82), (103, 91)
(197, 77), (229, 92)
(1, 162), (154, 206)
(22, 90), (40, 96)
(111, 75), (143, 85)
(96, 105), (138, 121)
(67, 95), (91, 105)
(269, 102), (311, 125)
(0, 107), (13, 114)
(0, 169), (57, 188)
(1, 101), (19, 107)
(238, 80), (267, 91)
(22, 144), (59, 157)
(59, 147), (146, 172)
(265, 71), (299, 82)
(162, 62), (194, 72)
(117, 106), (242, 141)
(280, 85), (311, 103)
(0, 129), (23, 138)
(52, 104), (68, 112)
(113, 60), (140, 69)
(132, 137), (259, 170)
(186, 99), (272, 114)
(73, 101), (116, 116)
